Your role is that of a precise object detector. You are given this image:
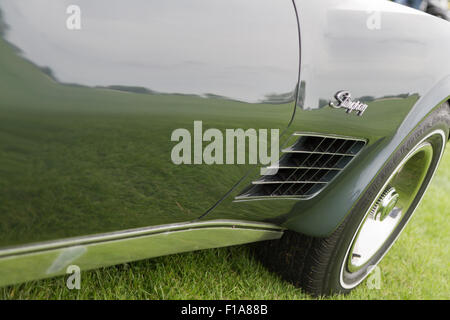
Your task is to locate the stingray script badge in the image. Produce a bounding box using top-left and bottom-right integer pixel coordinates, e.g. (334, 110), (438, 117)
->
(329, 91), (368, 116)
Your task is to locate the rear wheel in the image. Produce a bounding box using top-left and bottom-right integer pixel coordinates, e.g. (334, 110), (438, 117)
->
(254, 103), (449, 296)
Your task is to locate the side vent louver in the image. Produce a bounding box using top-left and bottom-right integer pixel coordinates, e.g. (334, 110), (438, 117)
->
(236, 133), (366, 200)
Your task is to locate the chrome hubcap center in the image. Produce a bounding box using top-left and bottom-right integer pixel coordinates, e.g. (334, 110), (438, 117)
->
(369, 187), (399, 222)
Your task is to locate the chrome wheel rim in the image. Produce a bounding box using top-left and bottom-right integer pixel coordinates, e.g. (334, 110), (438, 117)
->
(340, 129), (446, 289)
(347, 141), (433, 272)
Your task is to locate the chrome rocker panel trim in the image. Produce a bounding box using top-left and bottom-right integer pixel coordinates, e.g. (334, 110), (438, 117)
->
(0, 220), (283, 287)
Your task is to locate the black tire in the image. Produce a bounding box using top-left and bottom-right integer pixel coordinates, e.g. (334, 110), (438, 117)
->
(254, 103), (450, 296)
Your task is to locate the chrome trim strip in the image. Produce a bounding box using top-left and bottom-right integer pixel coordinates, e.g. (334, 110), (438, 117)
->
(291, 132), (368, 142)
(281, 149), (357, 157)
(252, 180), (328, 185)
(235, 194), (313, 201)
(0, 220), (282, 258)
(267, 166), (343, 171)
(0, 220), (283, 287)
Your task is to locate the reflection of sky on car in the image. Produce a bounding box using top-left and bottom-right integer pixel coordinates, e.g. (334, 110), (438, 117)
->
(296, 0), (450, 109)
(0, 0), (299, 103)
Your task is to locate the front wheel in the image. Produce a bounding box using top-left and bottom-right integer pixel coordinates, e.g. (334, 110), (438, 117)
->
(254, 103), (449, 296)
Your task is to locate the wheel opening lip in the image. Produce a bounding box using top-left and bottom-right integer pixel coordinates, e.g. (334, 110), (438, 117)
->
(339, 129), (446, 290)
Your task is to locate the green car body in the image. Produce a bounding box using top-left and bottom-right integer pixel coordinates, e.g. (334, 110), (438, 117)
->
(0, 0), (449, 287)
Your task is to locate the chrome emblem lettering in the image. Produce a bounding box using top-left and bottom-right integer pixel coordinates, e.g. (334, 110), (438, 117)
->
(329, 91), (368, 116)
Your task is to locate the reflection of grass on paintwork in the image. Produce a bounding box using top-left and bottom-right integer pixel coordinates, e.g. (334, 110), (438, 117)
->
(1, 148), (448, 300)
(0, 36), (294, 246)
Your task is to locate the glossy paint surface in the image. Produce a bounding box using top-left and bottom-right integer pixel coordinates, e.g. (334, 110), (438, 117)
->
(203, 0), (450, 235)
(1, 0), (450, 255)
(0, 0), (299, 247)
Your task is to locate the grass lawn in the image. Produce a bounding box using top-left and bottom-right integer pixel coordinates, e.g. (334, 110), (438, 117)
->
(1, 148), (448, 300)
